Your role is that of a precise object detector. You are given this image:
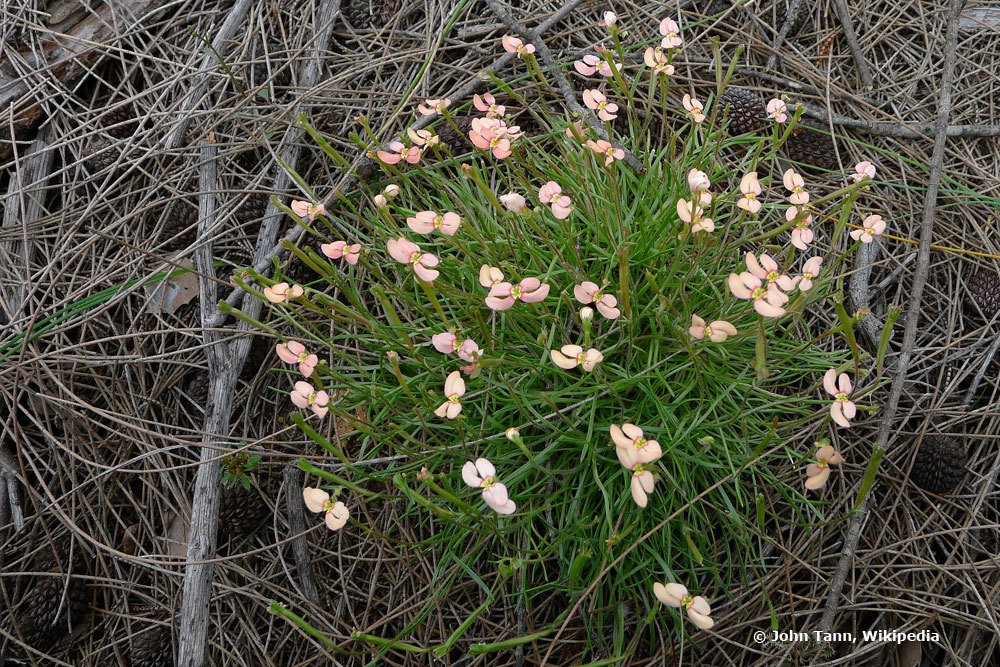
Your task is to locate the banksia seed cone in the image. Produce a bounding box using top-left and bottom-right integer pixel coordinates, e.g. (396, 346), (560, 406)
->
(783, 124), (838, 172)
(184, 372), (210, 405)
(100, 105), (139, 139)
(218, 482), (271, 540)
(236, 192), (269, 226)
(129, 623), (174, 667)
(160, 199), (198, 250)
(15, 574), (90, 651)
(966, 268), (1000, 318)
(717, 88), (767, 135)
(910, 435), (966, 494)
(83, 136), (120, 174)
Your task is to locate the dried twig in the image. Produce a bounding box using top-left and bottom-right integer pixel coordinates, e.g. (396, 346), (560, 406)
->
(815, 0), (965, 639)
(283, 465), (319, 603)
(765, 0), (807, 70)
(848, 237), (883, 350)
(482, 0), (644, 172)
(800, 106), (1000, 139)
(831, 0), (875, 90)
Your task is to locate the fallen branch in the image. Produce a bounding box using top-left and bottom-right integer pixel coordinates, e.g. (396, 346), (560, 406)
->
(764, 0), (807, 71)
(283, 465), (319, 603)
(482, 0), (644, 172)
(831, 0), (875, 90)
(848, 237), (883, 351)
(815, 0), (964, 639)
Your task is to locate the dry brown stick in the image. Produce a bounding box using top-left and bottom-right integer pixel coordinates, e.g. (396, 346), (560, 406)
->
(283, 465), (319, 603)
(848, 237), (883, 351)
(764, 0), (807, 70)
(815, 0), (965, 641)
(163, 0), (255, 151)
(205, 0), (588, 327)
(482, 0), (644, 172)
(831, 0), (875, 90)
(800, 106), (1000, 139)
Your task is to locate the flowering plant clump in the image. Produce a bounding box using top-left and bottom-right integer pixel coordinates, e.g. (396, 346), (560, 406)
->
(241, 10), (886, 658)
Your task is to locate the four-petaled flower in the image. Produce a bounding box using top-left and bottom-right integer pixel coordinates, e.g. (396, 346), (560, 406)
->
(550, 345), (604, 371)
(501, 34), (535, 58)
(583, 89), (619, 121)
(264, 282), (304, 303)
(585, 139), (625, 166)
(406, 127), (439, 148)
(728, 272), (788, 318)
(538, 181), (573, 219)
(407, 210), (462, 236)
(499, 192), (528, 212)
(737, 172), (762, 213)
(805, 444), (845, 490)
(653, 582), (715, 630)
(469, 117), (520, 160)
(852, 160), (876, 182)
(574, 54), (621, 78)
(434, 370), (466, 419)
(276, 340), (319, 377)
(824, 368), (856, 428)
(745, 252), (798, 292)
(850, 214), (885, 244)
(486, 278), (550, 310)
(782, 169), (809, 205)
(387, 238), (440, 282)
(644, 47), (674, 76)
(766, 98), (788, 123)
(676, 197), (714, 234)
(798, 256), (823, 291)
(682, 94), (705, 123)
(462, 458), (516, 514)
(321, 240), (361, 265)
(291, 200), (326, 221)
(290, 380), (330, 418)
(432, 332), (481, 362)
(479, 264), (504, 288)
(473, 93), (506, 118)
(786, 206), (814, 250)
(689, 315), (737, 342)
(417, 98), (451, 116)
(611, 423), (662, 470)
(659, 18), (683, 49)
(574, 281), (620, 319)
(303, 488), (349, 531)
(376, 140), (421, 165)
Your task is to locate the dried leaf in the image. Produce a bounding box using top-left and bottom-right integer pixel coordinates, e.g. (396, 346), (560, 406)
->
(895, 639), (921, 667)
(145, 258), (199, 315)
(162, 511), (189, 558)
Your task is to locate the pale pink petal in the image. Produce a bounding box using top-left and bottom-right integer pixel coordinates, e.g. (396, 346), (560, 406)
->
(630, 474), (649, 508)
(653, 582), (687, 607)
(462, 461), (483, 487)
(303, 487), (330, 513)
(823, 368), (839, 396)
(432, 332), (457, 354)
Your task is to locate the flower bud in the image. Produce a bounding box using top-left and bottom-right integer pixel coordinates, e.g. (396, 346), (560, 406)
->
(580, 306), (595, 322)
(505, 427), (520, 441)
(499, 192), (528, 212)
(373, 194), (388, 208)
(601, 11), (617, 27)
(383, 183), (401, 199)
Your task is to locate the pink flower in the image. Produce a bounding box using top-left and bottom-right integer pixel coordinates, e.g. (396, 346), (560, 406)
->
(688, 315), (737, 342)
(417, 98), (451, 116)
(805, 444), (845, 490)
(486, 278), (550, 311)
(501, 34), (535, 58)
(473, 93), (506, 118)
(658, 17), (683, 49)
(321, 240), (361, 265)
(676, 198), (714, 234)
(291, 200), (326, 221)
(599, 10), (617, 27)
(499, 192), (528, 212)
(376, 140), (421, 165)
(786, 206), (814, 250)
(643, 47), (674, 76)
(431, 332), (481, 362)
(479, 264), (504, 288)
(434, 370), (466, 419)
(574, 281), (620, 319)
(582, 89), (619, 121)
(682, 94), (705, 123)
(387, 238), (440, 282)
(728, 272), (788, 318)
(688, 169), (711, 193)
(798, 256), (823, 291)
(745, 252), (797, 292)
(407, 210), (462, 236)
(766, 98), (788, 123)
(462, 458), (516, 515)
(469, 117), (519, 159)
(574, 54), (621, 78)
(824, 368), (856, 428)
(653, 582), (715, 630)
(538, 181), (573, 219)
(263, 282), (304, 303)
(276, 340), (319, 377)
(737, 172), (762, 213)
(290, 381), (330, 418)
(628, 466), (656, 507)
(852, 160), (876, 182)
(850, 214), (885, 243)
(550, 345), (603, 372)
(407, 127), (439, 147)
(782, 169), (809, 205)
(611, 423), (663, 470)
(585, 139), (625, 166)
(303, 488), (349, 531)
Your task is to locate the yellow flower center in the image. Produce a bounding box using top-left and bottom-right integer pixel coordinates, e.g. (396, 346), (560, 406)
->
(409, 252), (422, 265)
(634, 437), (647, 449)
(448, 394), (461, 403)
